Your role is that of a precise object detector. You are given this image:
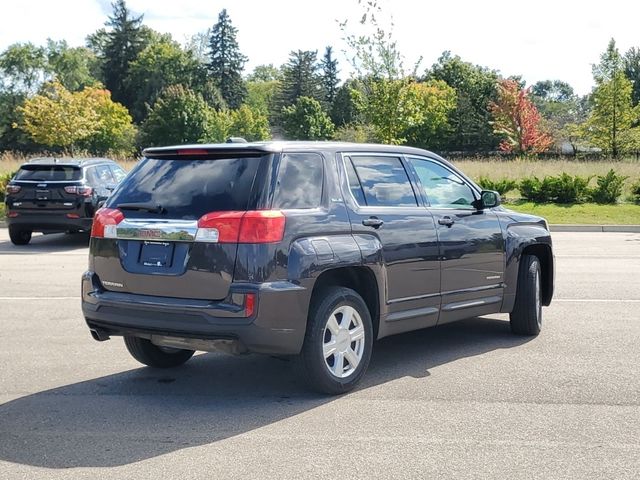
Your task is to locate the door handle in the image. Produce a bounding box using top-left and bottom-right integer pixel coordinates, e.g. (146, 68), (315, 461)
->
(362, 217), (384, 229)
(438, 216), (455, 227)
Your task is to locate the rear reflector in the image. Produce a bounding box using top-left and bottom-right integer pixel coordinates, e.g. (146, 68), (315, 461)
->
(6, 185), (21, 194)
(7, 212), (18, 218)
(66, 213), (80, 219)
(244, 293), (256, 317)
(196, 210), (285, 244)
(91, 208), (124, 238)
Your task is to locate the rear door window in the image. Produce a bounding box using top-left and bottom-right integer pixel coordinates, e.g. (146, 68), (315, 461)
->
(110, 165), (127, 182)
(95, 164), (115, 184)
(272, 153), (324, 209)
(15, 165), (81, 181)
(106, 156), (264, 220)
(347, 155), (417, 207)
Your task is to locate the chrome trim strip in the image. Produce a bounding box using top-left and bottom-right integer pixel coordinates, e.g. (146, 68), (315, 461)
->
(115, 218), (199, 242)
(441, 283), (503, 297)
(386, 306), (439, 323)
(441, 296), (502, 312)
(388, 291), (440, 304)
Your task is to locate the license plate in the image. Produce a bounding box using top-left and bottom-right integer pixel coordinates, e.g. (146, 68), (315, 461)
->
(36, 189), (49, 200)
(139, 241), (174, 267)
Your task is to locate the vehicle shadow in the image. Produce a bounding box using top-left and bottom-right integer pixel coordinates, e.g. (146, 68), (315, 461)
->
(0, 232), (89, 254)
(0, 316), (531, 469)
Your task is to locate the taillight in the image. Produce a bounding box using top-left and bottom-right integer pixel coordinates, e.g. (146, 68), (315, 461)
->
(196, 210), (285, 244)
(64, 186), (93, 196)
(6, 185), (21, 195)
(91, 208), (124, 238)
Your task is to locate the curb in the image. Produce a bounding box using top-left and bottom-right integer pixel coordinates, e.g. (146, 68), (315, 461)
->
(550, 224), (640, 233)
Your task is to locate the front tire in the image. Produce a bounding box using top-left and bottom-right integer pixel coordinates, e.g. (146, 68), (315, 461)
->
(9, 226), (32, 245)
(124, 336), (194, 368)
(299, 287), (373, 395)
(510, 254), (542, 336)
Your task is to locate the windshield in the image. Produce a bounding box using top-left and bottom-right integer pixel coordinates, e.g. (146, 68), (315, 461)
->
(106, 156), (265, 220)
(15, 165), (82, 181)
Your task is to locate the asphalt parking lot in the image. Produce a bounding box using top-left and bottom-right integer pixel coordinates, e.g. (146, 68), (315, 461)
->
(0, 230), (638, 479)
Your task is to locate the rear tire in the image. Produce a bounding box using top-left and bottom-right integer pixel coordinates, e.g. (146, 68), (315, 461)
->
(510, 254), (542, 336)
(299, 287), (373, 395)
(9, 226), (32, 245)
(124, 336), (194, 368)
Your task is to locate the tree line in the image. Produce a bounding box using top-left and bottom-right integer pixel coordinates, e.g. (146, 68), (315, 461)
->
(1, 0), (639, 157)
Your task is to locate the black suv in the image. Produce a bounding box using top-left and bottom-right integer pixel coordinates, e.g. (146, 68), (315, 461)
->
(82, 142), (554, 394)
(5, 158), (126, 245)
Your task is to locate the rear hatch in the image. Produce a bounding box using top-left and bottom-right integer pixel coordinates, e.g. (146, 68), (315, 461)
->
(90, 150), (276, 301)
(8, 164), (84, 211)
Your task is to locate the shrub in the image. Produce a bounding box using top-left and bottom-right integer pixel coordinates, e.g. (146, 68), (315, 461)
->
(546, 173), (591, 203)
(519, 173), (590, 203)
(0, 171), (15, 202)
(589, 169), (628, 204)
(477, 177), (518, 196)
(631, 179), (640, 204)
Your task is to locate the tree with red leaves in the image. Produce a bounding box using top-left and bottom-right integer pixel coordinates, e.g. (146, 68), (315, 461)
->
(490, 79), (553, 154)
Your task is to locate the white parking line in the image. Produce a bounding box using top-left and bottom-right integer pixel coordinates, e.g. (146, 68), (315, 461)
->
(0, 296), (78, 300)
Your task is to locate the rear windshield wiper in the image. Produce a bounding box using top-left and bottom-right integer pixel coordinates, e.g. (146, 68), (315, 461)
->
(116, 202), (166, 214)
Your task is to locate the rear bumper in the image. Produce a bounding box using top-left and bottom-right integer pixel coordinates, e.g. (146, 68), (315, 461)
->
(81, 271), (310, 355)
(6, 211), (93, 232)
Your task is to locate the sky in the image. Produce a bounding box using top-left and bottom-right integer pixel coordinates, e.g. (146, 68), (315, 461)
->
(1, 0), (639, 95)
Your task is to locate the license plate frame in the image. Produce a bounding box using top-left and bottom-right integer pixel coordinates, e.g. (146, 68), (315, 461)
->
(36, 189), (50, 200)
(139, 241), (174, 268)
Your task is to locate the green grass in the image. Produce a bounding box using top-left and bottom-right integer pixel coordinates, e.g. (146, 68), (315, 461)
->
(505, 201), (640, 224)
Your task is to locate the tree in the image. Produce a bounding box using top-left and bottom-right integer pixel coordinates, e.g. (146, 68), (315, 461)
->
(403, 80), (457, 149)
(100, 0), (147, 110)
(246, 79), (281, 127)
(489, 79), (553, 154)
(140, 85), (213, 146)
(623, 47), (640, 107)
(320, 46), (340, 105)
(279, 50), (323, 108)
(247, 64), (282, 82)
(45, 40), (99, 92)
(352, 78), (423, 144)
(208, 9), (247, 109)
(17, 81), (134, 154)
(0, 43), (48, 94)
(17, 81), (99, 151)
(281, 96), (334, 140)
(125, 35), (204, 121)
(80, 87), (136, 155)
(531, 80), (588, 150)
(331, 80), (362, 127)
(229, 105), (270, 141)
(425, 51), (499, 150)
(586, 39), (639, 157)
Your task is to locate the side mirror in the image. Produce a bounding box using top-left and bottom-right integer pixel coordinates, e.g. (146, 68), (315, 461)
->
(478, 190), (501, 209)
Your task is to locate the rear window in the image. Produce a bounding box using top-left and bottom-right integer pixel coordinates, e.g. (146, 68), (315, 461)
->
(106, 156), (264, 220)
(272, 153), (324, 209)
(15, 165), (82, 181)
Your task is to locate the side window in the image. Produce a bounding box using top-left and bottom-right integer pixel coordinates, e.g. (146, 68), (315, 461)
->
(85, 167), (98, 185)
(349, 155), (417, 207)
(110, 165), (126, 182)
(344, 157), (367, 205)
(272, 153), (324, 209)
(409, 157), (476, 209)
(95, 164), (115, 184)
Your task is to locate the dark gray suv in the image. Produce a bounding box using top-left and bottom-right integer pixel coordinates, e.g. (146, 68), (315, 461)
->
(82, 142), (554, 394)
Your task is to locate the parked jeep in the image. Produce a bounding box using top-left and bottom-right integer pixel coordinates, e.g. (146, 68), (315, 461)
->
(4, 157), (126, 245)
(81, 142), (554, 394)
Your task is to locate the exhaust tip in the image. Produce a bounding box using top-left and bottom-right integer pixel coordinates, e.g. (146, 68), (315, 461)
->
(90, 328), (110, 342)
